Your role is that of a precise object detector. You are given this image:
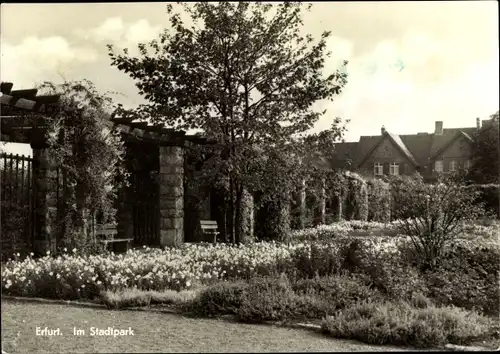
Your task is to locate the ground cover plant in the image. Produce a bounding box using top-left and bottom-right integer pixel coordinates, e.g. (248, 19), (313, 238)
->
(2, 220), (498, 349)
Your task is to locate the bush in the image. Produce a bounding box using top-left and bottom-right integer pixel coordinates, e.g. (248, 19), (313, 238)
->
(425, 244), (500, 317)
(255, 196), (291, 242)
(340, 238), (428, 300)
(236, 275), (297, 322)
(367, 178), (391, 223)
(287, 242), (343, 279)
(192, 274), (383, 322)
(390, 174), (485, 267)
(190, 280), (249, 317)
(343, 173), (368, 221)
(293, 274), (383, 310)
(464, 184), (500, 218)
(321, 300), (493, 348)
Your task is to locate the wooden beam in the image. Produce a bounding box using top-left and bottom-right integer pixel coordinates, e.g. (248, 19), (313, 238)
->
(0, 94), (13, 105)
(1, 94), (36, 111)
(15, 98), (37, 110)
(1, 82), (13, 94)
(111, 117), (135, 124)
(129, 122), (149, 130)
(151, 124), (166, 132)
(10, 89), (38, 100)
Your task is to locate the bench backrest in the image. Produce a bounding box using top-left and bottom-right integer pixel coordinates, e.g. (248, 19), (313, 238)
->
(200, 220), (218, 232)
(96, 223), (117, 239)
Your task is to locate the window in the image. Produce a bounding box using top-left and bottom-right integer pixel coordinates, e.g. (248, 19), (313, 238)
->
(449, 160), (457, 172)
(389, 162), (399, 175)
(435, 160), (443, 173)
(374, 163), (383, 176)
(464, 159), (470, 171)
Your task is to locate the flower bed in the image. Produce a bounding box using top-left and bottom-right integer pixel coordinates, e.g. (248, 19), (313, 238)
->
(2, 221), (497, 306)
(1, 238), (406, 300)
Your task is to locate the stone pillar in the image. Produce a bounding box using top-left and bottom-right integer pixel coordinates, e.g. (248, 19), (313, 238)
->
(319, 178), (326, 224)
(337, 191), (344, 222)
(239, 189), (254, 243)
(298, 179), (306, 229)
(159, 146), (184, 247)
(32, 148), (58, 255)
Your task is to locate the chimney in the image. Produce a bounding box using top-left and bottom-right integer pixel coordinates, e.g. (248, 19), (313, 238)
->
(476, 117), (481, 129)
(381, 125), (386, 135)
(434, 121), (443, 135)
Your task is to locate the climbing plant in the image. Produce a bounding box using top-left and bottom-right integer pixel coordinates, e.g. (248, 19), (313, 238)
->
(39, 80), (128, 252)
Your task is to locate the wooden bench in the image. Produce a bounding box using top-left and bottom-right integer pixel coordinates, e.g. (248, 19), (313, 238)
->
(95, 223), (133, 253)
(200, 220), (220, 244)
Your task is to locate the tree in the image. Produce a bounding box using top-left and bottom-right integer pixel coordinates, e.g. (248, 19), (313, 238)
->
(390, 174), (484, 268)
(39, 80), (127, 252)
(469, 111), (499, 184)
(108, 2), (348, 243)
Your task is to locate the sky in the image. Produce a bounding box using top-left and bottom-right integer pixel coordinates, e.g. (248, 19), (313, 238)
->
(1, 1), (499, 156)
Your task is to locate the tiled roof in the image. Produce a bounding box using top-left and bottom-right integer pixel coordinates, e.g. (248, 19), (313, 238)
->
(386, 132), (418, 165)
(332, 142), (358, 161)
(429, 128), (476, 158)
(399, 133), (433, 166)
(354, 136), (380, 165)
(332, 125), (478, 170)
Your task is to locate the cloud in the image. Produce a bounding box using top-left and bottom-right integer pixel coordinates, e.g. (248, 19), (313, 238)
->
(77, 17), (162, 55)
(92, 17), (125, 42)
(313, 29), (499, 141)
(1, 36), (98, 88)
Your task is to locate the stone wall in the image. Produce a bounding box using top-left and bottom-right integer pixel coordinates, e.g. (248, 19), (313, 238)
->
(159, 146), (184, 247)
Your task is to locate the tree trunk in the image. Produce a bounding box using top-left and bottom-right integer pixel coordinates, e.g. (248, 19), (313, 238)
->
(228, 175), (235, 243)
(319, 178), (326, 224)
(234, 186), (243, 244)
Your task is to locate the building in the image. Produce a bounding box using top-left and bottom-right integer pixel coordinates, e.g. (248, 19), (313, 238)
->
(331, 118), (494, 179)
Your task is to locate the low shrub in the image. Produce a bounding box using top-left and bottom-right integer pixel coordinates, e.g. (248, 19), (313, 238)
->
(321, 300), (493, 348)
(425, 244), (500, 317)
(293, 274), (383, 310)
(236, 275), (297, 322)
(100, 288), (200, 309)
(190, 280), (249, 317)
(191, 274), (384, 322)
(340, 238), (428, 300)
(287, 242), (343, 279)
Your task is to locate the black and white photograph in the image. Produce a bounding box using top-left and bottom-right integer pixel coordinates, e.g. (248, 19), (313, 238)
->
(1, 1), (499, 353)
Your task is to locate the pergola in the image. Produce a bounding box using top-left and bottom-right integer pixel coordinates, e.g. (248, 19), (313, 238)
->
(0, 82), (210, 147)
(1, 81), (214, 254)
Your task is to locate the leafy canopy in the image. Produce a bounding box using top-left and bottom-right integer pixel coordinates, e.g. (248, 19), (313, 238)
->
(469, 111), (499, 184)
(108, 2), (349, 241)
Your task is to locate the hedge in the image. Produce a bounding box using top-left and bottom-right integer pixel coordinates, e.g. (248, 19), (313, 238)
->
(367, 178), (391, 222)
(343, 172), (368, 221)
(465, 184), (500, 218)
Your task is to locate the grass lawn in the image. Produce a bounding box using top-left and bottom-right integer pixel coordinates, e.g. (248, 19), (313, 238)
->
(1, 300), (417, 353)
